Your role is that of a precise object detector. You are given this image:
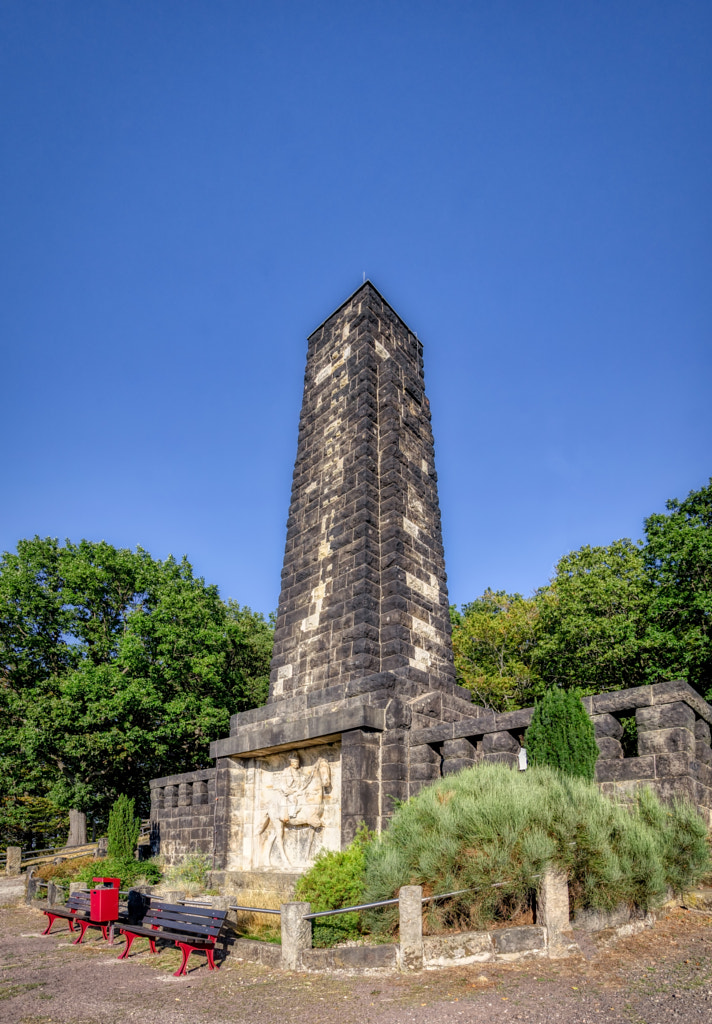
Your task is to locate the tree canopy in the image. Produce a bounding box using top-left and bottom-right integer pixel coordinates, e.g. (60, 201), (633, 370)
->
(0, 537), (273, 823)
(451, 479), (712, 709)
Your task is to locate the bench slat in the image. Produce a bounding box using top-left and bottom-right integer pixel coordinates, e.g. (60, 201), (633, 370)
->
(142, 916), (223, 939)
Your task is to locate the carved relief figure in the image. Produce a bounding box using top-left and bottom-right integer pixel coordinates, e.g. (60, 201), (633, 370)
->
(257, 753), (331, 866)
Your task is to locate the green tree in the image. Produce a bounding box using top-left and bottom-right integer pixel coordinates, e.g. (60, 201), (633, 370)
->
(450, 590), (541, 711)
(532, 539), (670, 694)
(0, 537), (274, 836)
(524, 688), (599, 780)
(107, 794), (140, 861)
(643, 478), (712, 698)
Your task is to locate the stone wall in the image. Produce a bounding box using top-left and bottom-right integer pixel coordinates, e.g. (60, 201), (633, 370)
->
(149, 767), (216, 865)
(407, 679), (712, 825)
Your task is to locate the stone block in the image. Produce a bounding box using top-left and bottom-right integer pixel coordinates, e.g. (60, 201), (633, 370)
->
(596, 736), (624, 759)
(481, 731), (519, 753)
(595, 756), (655, 782)
(492, 926), (546, 956)
(695, 719), (712, 743)
(591, 687), (653, 714)
(592, 714), (623, 739)
(423, 930), (493, 965)
(654, 752), (693, 777)
(410, 761), (442, 781)
(442, 757), (475, 776)
(442, 737), (477, 759)
(408, 743), (440, 764)
(481, 752), (518, 768)
(696, 742), (712, 766)
(638, 728), (695, 756)
(636, 702), (695, 732)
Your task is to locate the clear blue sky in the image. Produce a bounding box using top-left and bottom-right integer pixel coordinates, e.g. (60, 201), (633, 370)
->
(1, 1), (710, 615)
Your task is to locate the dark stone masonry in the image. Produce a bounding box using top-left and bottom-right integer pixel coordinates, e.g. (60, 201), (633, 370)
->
(149, 283), (712, 875)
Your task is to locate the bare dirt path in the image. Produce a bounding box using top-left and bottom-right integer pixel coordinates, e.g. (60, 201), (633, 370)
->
(1, 885), (711, 1024)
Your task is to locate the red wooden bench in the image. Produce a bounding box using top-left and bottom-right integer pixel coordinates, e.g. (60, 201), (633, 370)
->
(41, 891), (117, 944)
(117, 901), (228, 976)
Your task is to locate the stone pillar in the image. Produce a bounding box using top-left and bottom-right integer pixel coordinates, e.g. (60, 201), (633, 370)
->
(5, 846), (21, 876)
(178, 782), (192, 807)
(398, 885), (423, 971)
(164, 785), (178, 809)
(25, 871), (39, 903)
(341, 729), (381, 845)
(46, 881), (60, 906)
(280, 901), (312, 970)
(538, 867), (573, 958)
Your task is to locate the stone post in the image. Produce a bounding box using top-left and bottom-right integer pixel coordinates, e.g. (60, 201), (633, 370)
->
(539, 866), (572, 957)
(5, 846), (21, 876)
(398, 885), (423, 971)
(25, 870), (39, 903)
(69, 881), (86, 894)
(46, 881), (60, 906)
(280, 901), (312, 970)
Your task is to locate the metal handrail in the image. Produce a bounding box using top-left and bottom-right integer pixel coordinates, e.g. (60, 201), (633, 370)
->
(229, 904), (281, 915)
(301, 873), (545, 920)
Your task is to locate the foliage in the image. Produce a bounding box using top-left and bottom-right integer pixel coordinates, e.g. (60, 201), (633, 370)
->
(107, 795), (140, 861)
(0, 537), (274, 819)
(450, 591), (542, 711)
(525, 688), (599, 781)
(162, 853), (212, 892)
(294, 824), (374, 947)
(643, 478), (712, 698)
(73, 856), (162, 887)
(532, 540), (667, 694)
(35, 856), (96, 881)
(362, 765), (710, 934)
(0, 796), (69, 853)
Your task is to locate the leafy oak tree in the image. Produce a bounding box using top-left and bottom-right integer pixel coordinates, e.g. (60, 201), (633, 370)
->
(450, 590), (542, 711)
(643, 479), (712, 698)
(531, 539), (671, 695)
(0, 537), (273, 843)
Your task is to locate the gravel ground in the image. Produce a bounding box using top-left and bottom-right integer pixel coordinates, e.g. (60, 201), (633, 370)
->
(1, 881), (711, 1024)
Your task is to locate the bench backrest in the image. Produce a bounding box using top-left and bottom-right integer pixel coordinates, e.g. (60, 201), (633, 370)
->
(67, 892), (92, 913)
(144, 902), (227, 943)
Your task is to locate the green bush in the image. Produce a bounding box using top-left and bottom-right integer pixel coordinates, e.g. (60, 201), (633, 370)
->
(163, 854), (211, 892)
(525, 687), (599, 780)
(294, 824), (373, 947)
(73, 856), (162, 888)
(362, 764), (710, 934)
(107, 795), (140, 861)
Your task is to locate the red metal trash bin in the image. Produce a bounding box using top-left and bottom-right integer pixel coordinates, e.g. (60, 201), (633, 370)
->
(90, 886), (119, 923)
(92, 876), (120, 889)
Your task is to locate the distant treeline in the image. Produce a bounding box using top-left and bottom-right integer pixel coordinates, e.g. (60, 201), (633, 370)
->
(450, 478), (712, 711)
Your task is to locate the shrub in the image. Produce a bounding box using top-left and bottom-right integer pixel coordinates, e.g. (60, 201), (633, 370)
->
(107, 795), (140, 862)
(362, 764), (710, 934)
(294, 824), (373, 947)
(73, 856), (162, 888)
(525, 687), (599, 780)
(163, 854), (211, 893)
(36, 856), (96, 881)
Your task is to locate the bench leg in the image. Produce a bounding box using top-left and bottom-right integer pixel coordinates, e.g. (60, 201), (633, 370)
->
(173, 942), (194, 977)
(41, 913), (62, 936)
(73, 920), (91, 945)
(205, 946), (218, 971)
(117, 931), (136, 960)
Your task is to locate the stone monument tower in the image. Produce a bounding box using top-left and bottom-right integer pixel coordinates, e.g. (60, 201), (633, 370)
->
(150, 283), (478, 874)
(149, 283), (712, 876)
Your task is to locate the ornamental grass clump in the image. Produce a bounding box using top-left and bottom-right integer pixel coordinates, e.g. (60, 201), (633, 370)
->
(362, 764), (709, 935)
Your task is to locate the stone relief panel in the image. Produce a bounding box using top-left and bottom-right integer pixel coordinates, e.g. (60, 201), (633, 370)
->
(227, 742), (341, 872)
